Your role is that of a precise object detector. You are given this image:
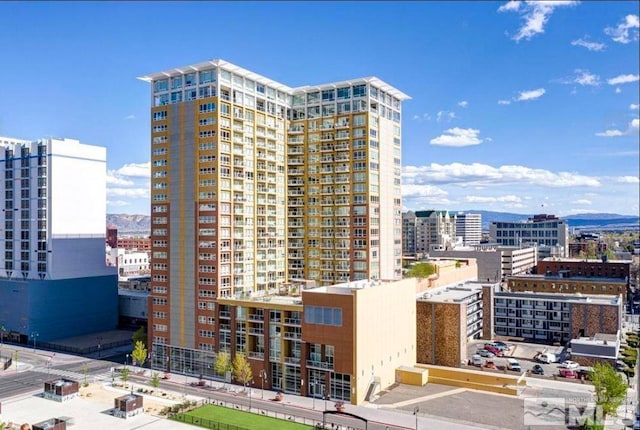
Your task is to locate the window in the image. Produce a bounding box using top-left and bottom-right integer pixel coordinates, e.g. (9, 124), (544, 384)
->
(322, 89), (335, 102)
(337, 87), (350, 100)
(200, 69), (215, 84)
(154, 79), (168, 93)
(353, 84), (366, 97)
(304, 306), (342, 326)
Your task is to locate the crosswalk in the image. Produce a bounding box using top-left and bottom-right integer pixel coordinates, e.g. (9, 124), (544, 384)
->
(43, 367), (113, 383)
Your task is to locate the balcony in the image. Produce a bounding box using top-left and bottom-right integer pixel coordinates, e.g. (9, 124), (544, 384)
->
(284, 357), (300, 366)
(307, 360), (334, 370)
(219, 311), (231, 319)
(284, 318), (301, 326)
(248, 351), (265, 360)
(283, 332), (301, 340)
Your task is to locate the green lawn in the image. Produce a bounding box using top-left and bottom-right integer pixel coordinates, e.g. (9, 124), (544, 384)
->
(172, 404), (313, 430)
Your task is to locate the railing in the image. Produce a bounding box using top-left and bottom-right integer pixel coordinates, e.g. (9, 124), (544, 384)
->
(306, 360), (334, 370)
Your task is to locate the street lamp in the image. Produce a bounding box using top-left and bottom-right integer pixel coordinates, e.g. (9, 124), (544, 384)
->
(310, 379), (316, 410)
(31, 331), (39, 352)
(97, 336), (102, 359)
(248, 380), (254, 411)
(414, 406), (420, 430)
(259, 369), (268, 399)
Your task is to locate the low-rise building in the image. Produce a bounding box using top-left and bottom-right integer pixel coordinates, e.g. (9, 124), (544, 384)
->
(150, 278), (417, 405)
(507, 274), (627, 300)
(536, 257), (631, 281)
(416, 281), (489, 368)
(489, 214), (569, 258)
(570, 333), (620, 367)
(483, 285), (622, 344)
(430, 244), (537, 282)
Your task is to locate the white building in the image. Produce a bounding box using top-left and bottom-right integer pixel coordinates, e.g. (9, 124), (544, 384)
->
(489, 214), (569, 258)
(455, 212), (481, 246)
(0, 137), (117, 342)
(106, 247), (151, 280)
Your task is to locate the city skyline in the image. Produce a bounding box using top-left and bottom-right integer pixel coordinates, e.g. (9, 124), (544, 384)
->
(0, 1), (638, 216)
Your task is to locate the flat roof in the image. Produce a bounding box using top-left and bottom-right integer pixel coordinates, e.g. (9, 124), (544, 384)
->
(494, 290), (621, 305)
(541, 257), (632, 264)
(508, 274), (627, 283)
(420, 281), (494, 303)
(138, 59), (410, 101)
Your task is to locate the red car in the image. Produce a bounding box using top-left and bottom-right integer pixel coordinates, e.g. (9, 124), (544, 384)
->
(484, 345), (503, 356)
(559, 369), (578, 379)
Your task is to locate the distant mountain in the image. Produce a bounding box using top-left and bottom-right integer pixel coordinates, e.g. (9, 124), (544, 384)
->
(107, 214), (150, 235)
(455, 210), (639, 231)
(105, 210), (638, 235)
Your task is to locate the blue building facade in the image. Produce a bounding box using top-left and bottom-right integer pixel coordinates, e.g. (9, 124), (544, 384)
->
(0, 274), (117, 342)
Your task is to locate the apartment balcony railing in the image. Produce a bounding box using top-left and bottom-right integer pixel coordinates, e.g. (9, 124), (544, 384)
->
(307, 360), (334, 370)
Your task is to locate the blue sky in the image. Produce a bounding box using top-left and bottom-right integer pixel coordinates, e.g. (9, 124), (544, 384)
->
(0, 1), (638, 216)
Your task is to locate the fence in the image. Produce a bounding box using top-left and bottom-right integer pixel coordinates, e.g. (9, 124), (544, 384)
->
(173, 414), (253, 430)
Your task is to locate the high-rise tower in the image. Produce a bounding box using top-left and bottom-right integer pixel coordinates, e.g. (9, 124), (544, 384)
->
(139, 59), (408, 359)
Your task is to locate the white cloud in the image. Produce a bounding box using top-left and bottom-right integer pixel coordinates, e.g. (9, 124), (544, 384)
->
(457, 100), (469, 108)
(571, 37), (606, 51)
(573, 69), (600, 86)
(517, 88), (546, 101)
(498, 100), (511, 105)
(436, 110), (456, 122)
(571, 199), (592, 205)
(412, 113), (432, 122)
(114, 162), (151, 178)
(595, 118), (639, 137)
(403, 162), (602, 188)
(430, 128), (487, 147)
(497, 0), (521, 12)
(123, 114), (136, 121)
(498, 1), (579, 42)
(107, 200), (130, 207)
(107, 188), (149, 198)
(631, 104), (640, 110)
(465, 195), (522, 203)
(616, 176), (640, 184)
(106, 170), (134, 186)
(607, 74), (640, 85)
(604, 14), (639, 44)
(595, 129), (624, 137)
(615, 87), (622, 94)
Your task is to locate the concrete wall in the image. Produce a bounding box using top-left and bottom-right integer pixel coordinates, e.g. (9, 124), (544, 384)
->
(482, 285), (494, 340)
(354, 278), (417, 404)
(416, 364), (524, 396)
(430, 250), (502, 282)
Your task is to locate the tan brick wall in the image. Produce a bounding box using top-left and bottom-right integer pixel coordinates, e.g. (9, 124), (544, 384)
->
(570, 303), (621, 338)
(416, 301), (464, 367)
(482, 285), (493, 340)
(508, 277), (626, 299)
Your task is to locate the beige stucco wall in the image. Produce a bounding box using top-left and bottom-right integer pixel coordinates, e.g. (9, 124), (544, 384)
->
(354, 278), (417, 404)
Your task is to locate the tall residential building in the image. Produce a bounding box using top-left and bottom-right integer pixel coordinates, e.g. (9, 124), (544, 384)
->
(489, 214), (569, 258)
(455, 212), (481, 246)
(402, 210), (457, 255)
(139, 60), (408, 359)
(0, 137), (117, 342)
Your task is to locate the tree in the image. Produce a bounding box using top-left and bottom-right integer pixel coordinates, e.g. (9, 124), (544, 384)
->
(405, 263), (436, 278)
(131, 340), (148, 367)
(150, 372), (160, 390)
(232, 352), (253, 387)
(132, 326), (147, 349)
(215, 351), (231, 381)
(590, 362), (627, 422)
(121, 366), (130, 385)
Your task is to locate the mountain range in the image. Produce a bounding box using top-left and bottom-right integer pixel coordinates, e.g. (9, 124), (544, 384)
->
(107, 211), (639, 235)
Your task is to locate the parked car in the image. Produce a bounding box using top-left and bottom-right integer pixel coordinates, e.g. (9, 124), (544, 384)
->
(577, 368), (592, 380)
(559, 369), (578, 378)
(484, 360), (497, 369)
(493, 341), (510, 350)
(484, 345), (503, 356)
(485, 342), (507, 352)
(531, 364), (545, 375)
(472, 354), (484, 367)
(477, 349), (496, 358)
(535, 352), (557, 364)
(507, 358), (522, 372)
(560, 360), (579, 369)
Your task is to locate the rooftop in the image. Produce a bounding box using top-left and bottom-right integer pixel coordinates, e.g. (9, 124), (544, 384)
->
(419, 281), (494, 303)
(541, 257), (632, 264)
(508, 274), (627, 283)
(494, 290), (621, 305)
(138, 59), (410, 100)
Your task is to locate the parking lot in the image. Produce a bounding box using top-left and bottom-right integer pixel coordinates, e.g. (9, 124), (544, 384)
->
(466, 340), (574, 378)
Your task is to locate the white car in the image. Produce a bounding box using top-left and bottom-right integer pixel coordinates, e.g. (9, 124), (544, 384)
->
(560, 360), (579, 369)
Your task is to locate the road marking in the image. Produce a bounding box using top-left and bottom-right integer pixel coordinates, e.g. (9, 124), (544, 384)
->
(387, 387), (467, 408)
